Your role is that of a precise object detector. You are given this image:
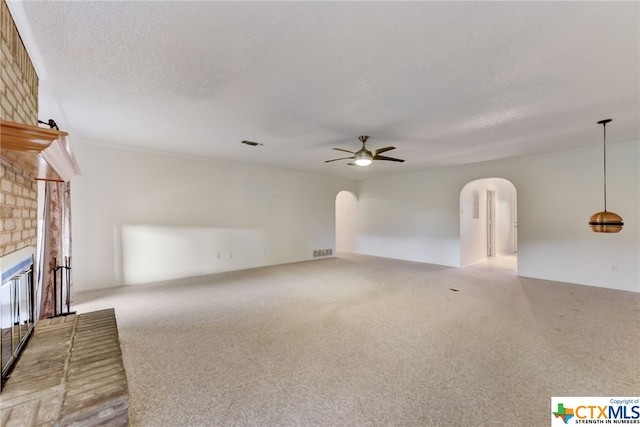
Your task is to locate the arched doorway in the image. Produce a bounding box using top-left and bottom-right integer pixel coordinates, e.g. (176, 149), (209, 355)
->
(335, 190), (358, 254)
(460, 178), (517, 273)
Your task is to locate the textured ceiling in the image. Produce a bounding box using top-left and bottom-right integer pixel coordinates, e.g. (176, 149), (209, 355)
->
(10, 1), (640, 180)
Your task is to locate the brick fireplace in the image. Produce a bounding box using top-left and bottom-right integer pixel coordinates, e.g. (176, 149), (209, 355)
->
(1, 0), (39, 258)
(1, 0), (79, 388)
(1, 0), (39, 390)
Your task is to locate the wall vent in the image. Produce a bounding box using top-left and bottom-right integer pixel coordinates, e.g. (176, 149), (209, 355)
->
(313, 249), (333, 257)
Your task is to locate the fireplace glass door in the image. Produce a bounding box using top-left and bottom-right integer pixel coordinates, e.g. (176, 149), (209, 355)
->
(1, 256), (35, 390)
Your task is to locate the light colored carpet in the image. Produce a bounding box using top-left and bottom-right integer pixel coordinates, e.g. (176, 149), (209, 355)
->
(73, 253), (640, 427)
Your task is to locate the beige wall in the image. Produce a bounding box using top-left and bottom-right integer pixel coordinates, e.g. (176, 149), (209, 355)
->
(0, 0), (39, 257)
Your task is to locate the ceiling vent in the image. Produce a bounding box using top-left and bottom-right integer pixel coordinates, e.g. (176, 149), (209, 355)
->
(241, 140), (263, 147)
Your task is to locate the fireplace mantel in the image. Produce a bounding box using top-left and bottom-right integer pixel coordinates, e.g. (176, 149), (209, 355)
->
(0, 119), (80, 182)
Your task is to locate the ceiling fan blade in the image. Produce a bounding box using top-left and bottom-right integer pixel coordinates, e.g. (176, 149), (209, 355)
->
(325, 156), (355, 163)
(332, 148), (355, 154)
(374, 155), (405, 162)
(373, 146), (396, 156)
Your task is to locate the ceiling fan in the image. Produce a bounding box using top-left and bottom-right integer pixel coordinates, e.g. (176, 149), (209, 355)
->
(325, 136), (405, 167)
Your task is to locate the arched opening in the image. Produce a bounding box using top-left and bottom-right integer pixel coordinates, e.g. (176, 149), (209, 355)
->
(335, 190), (358, 255)
(460, 178), (517, 274)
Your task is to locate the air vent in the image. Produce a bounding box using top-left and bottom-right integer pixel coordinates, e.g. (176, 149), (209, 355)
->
(313, 249), (333, 257)
(241, 140), (263, 147)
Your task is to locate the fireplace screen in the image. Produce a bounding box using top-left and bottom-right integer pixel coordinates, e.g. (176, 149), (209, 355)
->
(1, 256), (35, 390)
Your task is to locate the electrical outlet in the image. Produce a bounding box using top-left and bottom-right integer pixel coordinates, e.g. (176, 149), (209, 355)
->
(610, 264), (618, 272)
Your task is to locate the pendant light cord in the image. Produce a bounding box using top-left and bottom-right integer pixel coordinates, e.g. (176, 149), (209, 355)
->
(603, 121), (607, 212)
(598, 119), (612, 213)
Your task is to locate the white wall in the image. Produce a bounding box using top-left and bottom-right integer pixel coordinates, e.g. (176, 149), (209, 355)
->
(71, 141), (356, 290)
(335, 191), (358, 253)
(73, 139), (639, 293)
(351, 141), (639, 292)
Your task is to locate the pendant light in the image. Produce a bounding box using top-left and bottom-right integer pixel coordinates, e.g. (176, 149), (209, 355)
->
(589, 119), (623, 233)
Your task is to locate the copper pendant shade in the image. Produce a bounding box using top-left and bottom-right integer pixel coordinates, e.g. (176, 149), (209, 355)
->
(589, 119), (623, 233)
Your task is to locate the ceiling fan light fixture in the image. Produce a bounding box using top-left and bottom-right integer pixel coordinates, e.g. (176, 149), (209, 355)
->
(354, 150), (372, 166)
(589, 119), (623, 233)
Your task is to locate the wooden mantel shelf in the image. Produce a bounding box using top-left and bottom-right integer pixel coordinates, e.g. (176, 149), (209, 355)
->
(0, 119), (80, 182)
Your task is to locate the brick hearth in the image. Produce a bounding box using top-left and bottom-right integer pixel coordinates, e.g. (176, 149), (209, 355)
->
(0, 309), (129, 426)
